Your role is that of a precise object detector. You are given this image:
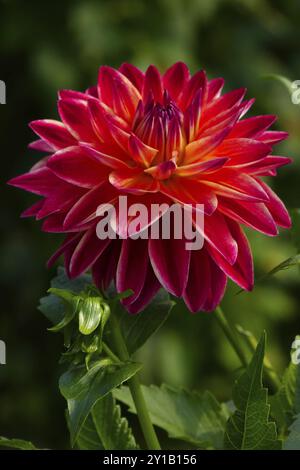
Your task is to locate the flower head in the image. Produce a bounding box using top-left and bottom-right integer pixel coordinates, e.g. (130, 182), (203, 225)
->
(9, 62), (291, 313)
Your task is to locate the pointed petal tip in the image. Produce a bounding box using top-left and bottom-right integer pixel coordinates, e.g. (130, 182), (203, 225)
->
(29, 119), (44, 133)
(7, 174), (28, 189)
(146, 64), (160, 73)
(237, 277), (254, 292)
(246, 281), (254, 292)
(276, 130), (289, 139)
(279, 212), (292, 229)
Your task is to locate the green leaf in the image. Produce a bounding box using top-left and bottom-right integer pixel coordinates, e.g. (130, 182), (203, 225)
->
(91, 394), (138, 450)
(76, 414), (104, 450)
(38, 267), (92, 325)
(0, 436), (40, 450)
(114, 384), (228, 449)
(270, 337), (300, 445)
(60, 359), (142, 446)
(60, 360), (107, 399)
(224, 332), (281, 450)
(47, 288), (80, 332)
(78, 297), (105, 335)
(263, 255), (300, 278)
(76, 394), (138, 450)
(284, 414), (300, 450)
(114, 290), (175, 355)
(236, 324), (281, 392)
(270, 352), (300, 431)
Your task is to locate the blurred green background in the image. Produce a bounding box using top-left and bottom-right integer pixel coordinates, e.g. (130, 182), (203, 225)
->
(1, 0), (300, 449)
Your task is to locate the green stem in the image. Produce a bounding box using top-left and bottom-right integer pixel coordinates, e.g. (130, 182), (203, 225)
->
(102, 342), (121, 363)
(109, 313), (161, 450)
(215, 306), (248, 368)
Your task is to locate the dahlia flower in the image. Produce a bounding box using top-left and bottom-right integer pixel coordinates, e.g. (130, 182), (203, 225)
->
(9, 62), (291, 313)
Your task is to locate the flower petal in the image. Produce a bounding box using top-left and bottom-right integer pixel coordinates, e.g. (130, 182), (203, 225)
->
(184, 89), (202, 142)
(179, 70), (207, 111)
(218, 197), (278, 236)
(36, 185), (85, 220)
(207, 219), (254, 291)
(194, 211), (238, 264)
(143, 65), (163, 103)
(149, 237), (190, 297)
(228, 115), (276, 139)
(207, 78), (224, 101)
(68, 226), (111, 278)
(58, 89), (92, 101)
(47, 233), (82, 268)
(201, 257), (227, 311)
(128, 133), (158, 168)
(8, 167), (62, 196)
(112, 192), (170, 239)
(159, 177), (218, 215)
(183, 248), (211, 312)
(203, 88), (246, 122)
(21, 200), (44, 218)
(42, 212), (69, 233)
(92, 240), (121, 291)
(126, 263), (161, 314)
(163, 62), (190, 101)
(29, 120), (76, 150)
(257, 180), (291, 228)
(214, 138), (271, 165)
(88, 98), (129, 143)
(98, 66), (141, 122)
(184, 129), (229, 164)
(47, 146), (108, 188)
(63, 182), (118, 229)
(119, 63), (144, 93)
(258, 131), (289, 145)
(145, 160), (177, 180)
(108, 123), (131, 154)
(183, 247), (227, 312)
(109, 167), (159, 194)
(201, 170), (269, 202)
(28, 139), (54, 153)
(85, 85), (98, 98)
(58, 98), (97, 143)
(176, 157), (228, 177)
(80, 143), (131, 170)
(117, 238), (149, 305)
(242, 155), (292, 175)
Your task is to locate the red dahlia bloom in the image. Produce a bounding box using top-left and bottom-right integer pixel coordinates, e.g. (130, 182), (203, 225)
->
(9, 62), (291, 313)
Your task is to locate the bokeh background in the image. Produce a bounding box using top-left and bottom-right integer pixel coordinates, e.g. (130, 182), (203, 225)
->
(1, 0), (300, 449)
